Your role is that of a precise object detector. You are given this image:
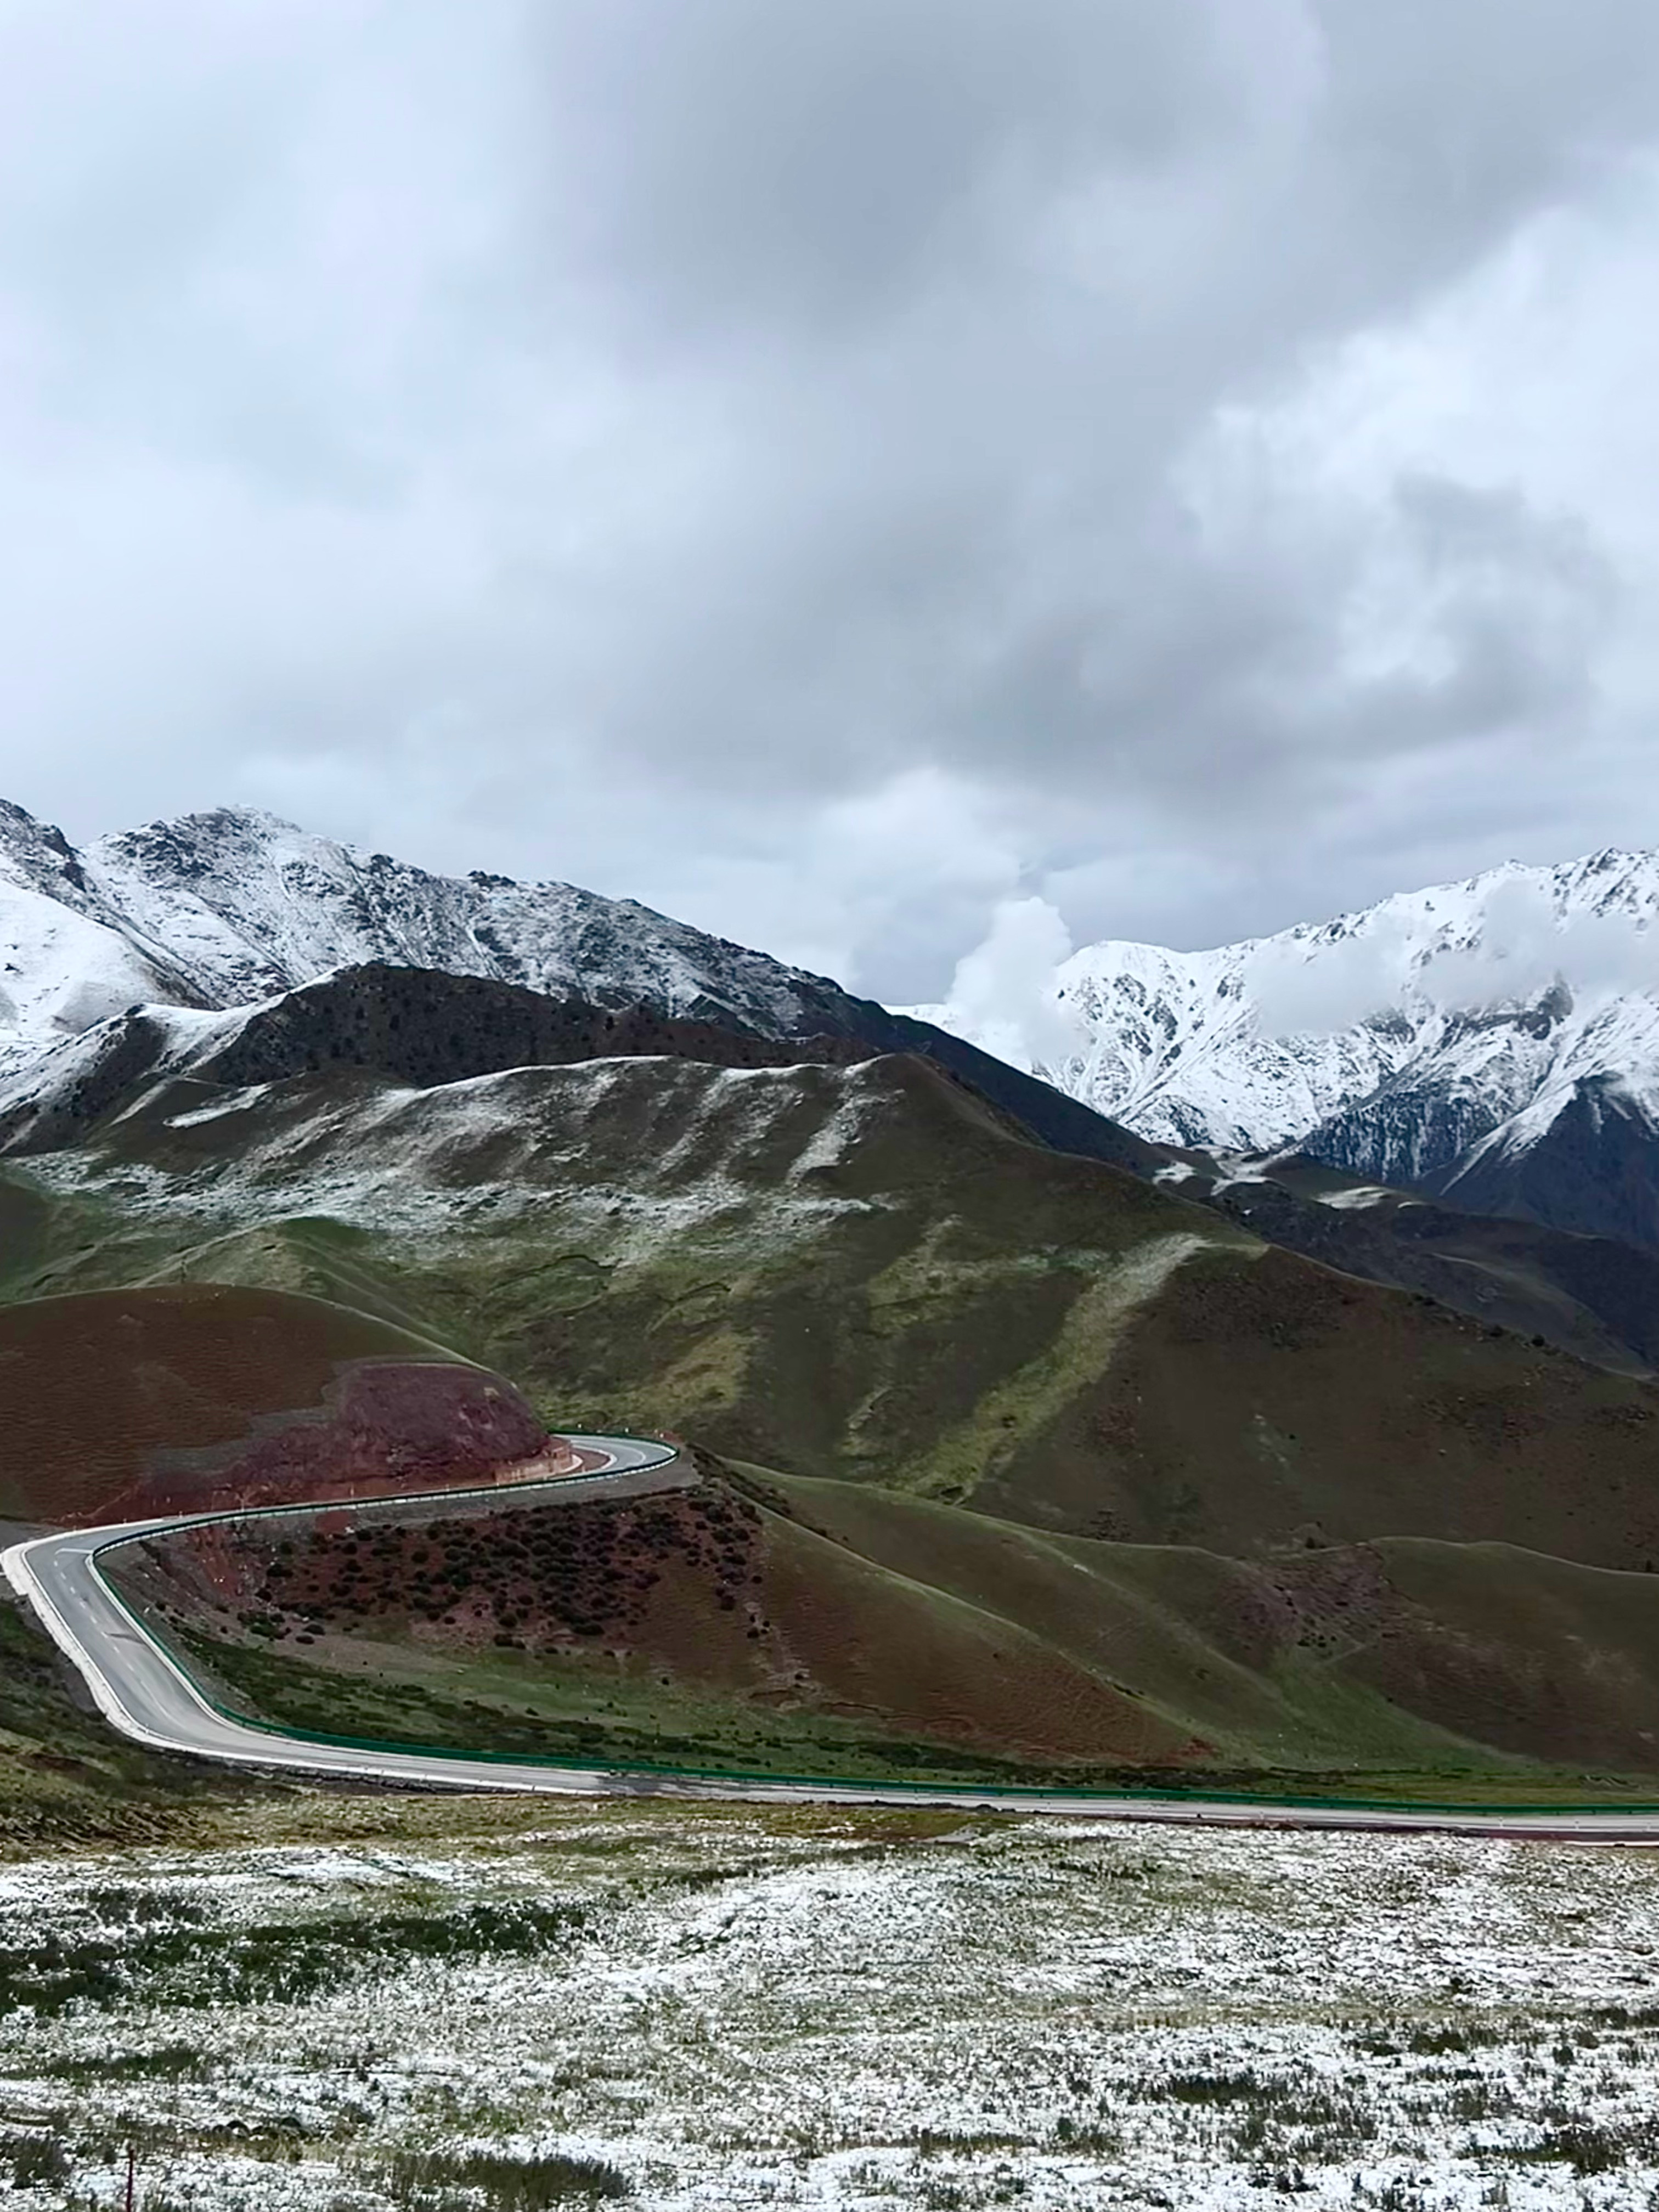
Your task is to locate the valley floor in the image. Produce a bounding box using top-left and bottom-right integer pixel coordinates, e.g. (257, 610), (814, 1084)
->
(3, 1797), (1659, 2209)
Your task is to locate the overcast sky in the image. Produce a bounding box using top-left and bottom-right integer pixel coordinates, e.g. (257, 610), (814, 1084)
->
(1, 1), (1655, 999)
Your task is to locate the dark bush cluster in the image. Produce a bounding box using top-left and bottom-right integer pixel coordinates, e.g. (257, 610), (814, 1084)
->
(3, 2132), (70, 2189)
(381, 2145), (628, 2206)
(0, 1895), (585, 2018)
(233, 1484), (768, 1652)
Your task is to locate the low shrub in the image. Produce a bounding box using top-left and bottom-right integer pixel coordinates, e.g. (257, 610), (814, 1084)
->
(381, 2147), (629, 2206)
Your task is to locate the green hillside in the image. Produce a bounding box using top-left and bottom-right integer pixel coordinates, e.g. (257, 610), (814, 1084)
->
(5, 1053), (1655, 1563)
(9, 1046), (1659, 1795)
(111, 1453), (1659, 1798)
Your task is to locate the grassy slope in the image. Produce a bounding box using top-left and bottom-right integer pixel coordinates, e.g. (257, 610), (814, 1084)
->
(110, 1458), (1659, 1798)
(5, 1056), (1657, 1565)
(10, 1051), (1659, 1798)
(0, 1596), (262, 1847)
(762, 1466), (1659, 1782)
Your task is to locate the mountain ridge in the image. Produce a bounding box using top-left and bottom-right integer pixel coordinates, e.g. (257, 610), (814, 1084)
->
(0, 798), (1159, 1184)
(5, 796), (1656, 1357)
(7, 802), (1659, 1797)
(10, 1038), (1658, 1574)
(911, 846), (1659, 1251)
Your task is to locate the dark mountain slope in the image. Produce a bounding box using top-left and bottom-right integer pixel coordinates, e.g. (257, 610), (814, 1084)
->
(0, 950), (1159, 1188)
(14, 952), (1645, 1379)
(201, 964), (873, 1090)
(1, 798), (1159, 1176)
(1171, 1150), (1659, 1377)
(1427, 1075), (1659, 1254)
(8, 788), (1648, 1363)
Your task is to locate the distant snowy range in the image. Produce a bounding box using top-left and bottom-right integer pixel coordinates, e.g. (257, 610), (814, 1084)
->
(2, 795), (1656, 1254)
(910, 850), (1659, 1251)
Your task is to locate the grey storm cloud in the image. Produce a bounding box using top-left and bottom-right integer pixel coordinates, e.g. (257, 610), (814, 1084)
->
(0, 0), (1655, 998)
(534, 0), (1228, 335)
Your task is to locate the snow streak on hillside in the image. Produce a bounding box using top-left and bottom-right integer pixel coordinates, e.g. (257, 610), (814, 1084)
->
(0, 799), (1161, 1195)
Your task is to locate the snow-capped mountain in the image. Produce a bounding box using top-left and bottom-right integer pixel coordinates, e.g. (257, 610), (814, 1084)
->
(0, 798), (1155, 1182)
(6, 796), (1656, 1251)
(0, 798), (846, 1063)
(5, 794), (1658, 1342)
(913, 850), (1659, 1250)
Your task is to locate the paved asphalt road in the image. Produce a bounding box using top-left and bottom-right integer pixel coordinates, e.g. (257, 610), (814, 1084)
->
(9, 1437), (1659, 1842)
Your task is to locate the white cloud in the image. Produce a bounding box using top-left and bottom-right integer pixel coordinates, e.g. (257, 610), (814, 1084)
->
(631, 768), (1030, 996)
(1247, 922), (1417, 1037)
(1418, 877), (1656, 1010)
(935, 896), (1081, 1070)
(1248, 872), (1656, 1040)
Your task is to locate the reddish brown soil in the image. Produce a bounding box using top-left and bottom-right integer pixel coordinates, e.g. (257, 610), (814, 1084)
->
(0, 1284), (556, 1526)
(135, 1361), (561, 1522)
(144, 1476), (1193, 1765)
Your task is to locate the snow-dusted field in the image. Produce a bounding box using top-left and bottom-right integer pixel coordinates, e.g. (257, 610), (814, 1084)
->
(3, 1801), (1659, 2210)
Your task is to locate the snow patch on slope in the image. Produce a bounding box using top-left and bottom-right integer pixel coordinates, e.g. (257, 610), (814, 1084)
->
(0, 879), (176, 1070)
(25, 1054), (892, 1261)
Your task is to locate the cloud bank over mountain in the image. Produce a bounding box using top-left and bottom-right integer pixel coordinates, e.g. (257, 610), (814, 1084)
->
(1245, 876), (1659, 1039)
(931, 897), (1084, 1073)
(931, 857), (1657, 1064)
(1, 1), (1656, 996)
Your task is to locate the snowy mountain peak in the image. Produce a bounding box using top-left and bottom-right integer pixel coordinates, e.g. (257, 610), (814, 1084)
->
(0, 794), (1165, 1198)
(0, 798), (93, 904)
(0, 797), (855, 1047)
(909, 847), (1659, 1246)
(4, 795), (1657, 1252)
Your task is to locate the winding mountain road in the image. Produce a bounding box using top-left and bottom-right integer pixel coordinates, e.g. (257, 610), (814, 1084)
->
(8, 1437), (1659, 1842)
